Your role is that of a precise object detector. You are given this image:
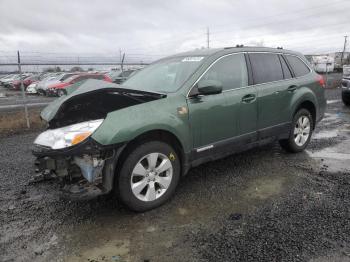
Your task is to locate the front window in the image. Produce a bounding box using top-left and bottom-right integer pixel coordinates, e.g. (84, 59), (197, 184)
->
(201, 53), (248, 91)
(122, 56), (205, 93)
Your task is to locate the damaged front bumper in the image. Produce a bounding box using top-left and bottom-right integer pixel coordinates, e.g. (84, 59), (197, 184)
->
(32, 138), (125, 200)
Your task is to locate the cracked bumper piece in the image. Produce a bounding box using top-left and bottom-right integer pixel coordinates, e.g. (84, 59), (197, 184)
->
(61, 182), (106, 201)
(33, 139), (125, 200)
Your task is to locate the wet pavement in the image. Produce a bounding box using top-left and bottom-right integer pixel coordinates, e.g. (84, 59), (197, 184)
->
(1, 88), (350, 262)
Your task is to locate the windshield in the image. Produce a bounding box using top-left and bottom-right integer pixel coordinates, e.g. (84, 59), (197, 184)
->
(122, 56), (205, 93)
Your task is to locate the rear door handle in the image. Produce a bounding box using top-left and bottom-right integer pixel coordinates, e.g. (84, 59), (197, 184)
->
(241, 94), (256, 103)
(287, 85), (298, 92)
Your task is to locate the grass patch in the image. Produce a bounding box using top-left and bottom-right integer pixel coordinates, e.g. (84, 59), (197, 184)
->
(0, 108), (46, 136)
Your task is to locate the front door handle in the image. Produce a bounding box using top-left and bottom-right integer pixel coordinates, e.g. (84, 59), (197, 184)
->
(287, 85), (298, 92)
(241, 94), (256, 103)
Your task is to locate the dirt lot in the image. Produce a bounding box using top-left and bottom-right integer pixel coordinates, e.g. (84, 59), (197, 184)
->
(1, 89), (350, 262)
(0, 108), (45, 136)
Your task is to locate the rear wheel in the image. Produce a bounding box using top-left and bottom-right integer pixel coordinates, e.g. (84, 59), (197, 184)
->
(116, 141), (180, 212)
(279, 108), (313, 153)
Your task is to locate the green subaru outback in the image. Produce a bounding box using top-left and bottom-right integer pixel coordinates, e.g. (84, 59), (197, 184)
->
(33, 47), (326, 211)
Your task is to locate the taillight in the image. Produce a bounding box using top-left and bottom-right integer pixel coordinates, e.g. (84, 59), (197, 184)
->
(316, 74), (325, 88)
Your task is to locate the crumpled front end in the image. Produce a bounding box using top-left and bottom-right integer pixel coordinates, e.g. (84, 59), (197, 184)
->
(32, 79), (165, 199)
(33, 133), (125, 200)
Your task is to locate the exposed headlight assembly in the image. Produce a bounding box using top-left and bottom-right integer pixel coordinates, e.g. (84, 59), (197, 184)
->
(34, 119), (103, 149)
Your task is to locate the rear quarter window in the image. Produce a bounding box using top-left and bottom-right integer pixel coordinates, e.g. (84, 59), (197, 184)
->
(279, 55), (292, 79)
(285, 55), (310, 77)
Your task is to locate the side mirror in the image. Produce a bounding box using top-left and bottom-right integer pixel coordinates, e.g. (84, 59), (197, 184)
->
(196, 79), (223, 96)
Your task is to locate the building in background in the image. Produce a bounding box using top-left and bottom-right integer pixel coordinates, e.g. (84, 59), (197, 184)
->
(310, 55), (334, 73)
(306, 52), (350, 73)
(329, 52), (350, 71)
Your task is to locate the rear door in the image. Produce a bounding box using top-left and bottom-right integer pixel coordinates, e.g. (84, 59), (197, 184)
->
(248, 52), (292, 138)
(223, 53), (258, 139)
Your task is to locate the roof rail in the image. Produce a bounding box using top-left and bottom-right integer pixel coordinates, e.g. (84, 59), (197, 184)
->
(224, 44), (244, 49)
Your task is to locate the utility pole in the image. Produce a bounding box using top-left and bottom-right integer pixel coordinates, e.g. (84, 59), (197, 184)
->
(17, 51), (30, 129)
(206, 27), (210, 49)
(341, 35), (348, 66)
(121, 53), (125, 72)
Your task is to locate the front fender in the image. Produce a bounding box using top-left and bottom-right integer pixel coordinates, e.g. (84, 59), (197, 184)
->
(91, 95), (191, 153)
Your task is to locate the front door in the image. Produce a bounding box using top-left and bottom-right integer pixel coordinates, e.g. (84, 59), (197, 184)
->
(187, 92), (231, 149)
(187, 52), (255, 150)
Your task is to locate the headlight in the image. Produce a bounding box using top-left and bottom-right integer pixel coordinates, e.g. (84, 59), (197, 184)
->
(34, 119), (104, 149)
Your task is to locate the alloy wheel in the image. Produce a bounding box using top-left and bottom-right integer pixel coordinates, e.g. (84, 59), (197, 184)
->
(130, 152), (173, 202)
(294, 115), (311, 147)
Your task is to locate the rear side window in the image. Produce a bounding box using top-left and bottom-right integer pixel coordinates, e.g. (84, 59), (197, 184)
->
(285, 55), (310, 77)
(279, 55), (292, 79)
(249, 53), (284, 84)
(201, 53), (248, 91)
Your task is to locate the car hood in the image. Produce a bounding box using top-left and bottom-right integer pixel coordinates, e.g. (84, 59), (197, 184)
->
(41, 79), (166, 128)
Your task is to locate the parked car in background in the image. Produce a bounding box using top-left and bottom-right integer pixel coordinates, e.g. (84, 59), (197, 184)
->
(25, 73), (54, 95)
(46, 73), (112, 96)
(11, 74), (40, 90)
(341, 65), (350, 106)
(36, 73), (80, 95)
(110, 69), (137, 84)
(0, 74), (11, 81)
(3, 74), (31, 89)
(0, 74), (17, 87)
(33, 47), (326, 211)
(26, 82), (39, 95)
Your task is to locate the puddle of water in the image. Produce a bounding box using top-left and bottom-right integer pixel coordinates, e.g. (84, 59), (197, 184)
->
(243, 176), (285, 200)
(308, 150), (350, 160)
(66, 239), (130, 262)
(327, 99), (341, 104)
(313, 130), (338, 139)
(59, 173), (295, 261)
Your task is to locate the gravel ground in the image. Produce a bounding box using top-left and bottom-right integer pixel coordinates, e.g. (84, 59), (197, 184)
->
(1, 88), (349, 262)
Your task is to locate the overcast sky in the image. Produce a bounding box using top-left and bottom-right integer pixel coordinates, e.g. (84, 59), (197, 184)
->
(0, 0), (349, 62)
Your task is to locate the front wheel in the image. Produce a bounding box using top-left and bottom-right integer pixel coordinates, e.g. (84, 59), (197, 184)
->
(57, 89), (66, 97)
(116, 141), (180, 212)
(279, 108), (313, 153)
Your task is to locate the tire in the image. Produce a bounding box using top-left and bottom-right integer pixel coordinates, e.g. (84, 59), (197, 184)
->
(342, 93), (350, 106)
(57, 89), (66, 97)
(279, 108), (313, 153)
(116, 141), (180, 212)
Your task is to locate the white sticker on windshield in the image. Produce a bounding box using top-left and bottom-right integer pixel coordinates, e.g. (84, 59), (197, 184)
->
(182, 57), (204, 62)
